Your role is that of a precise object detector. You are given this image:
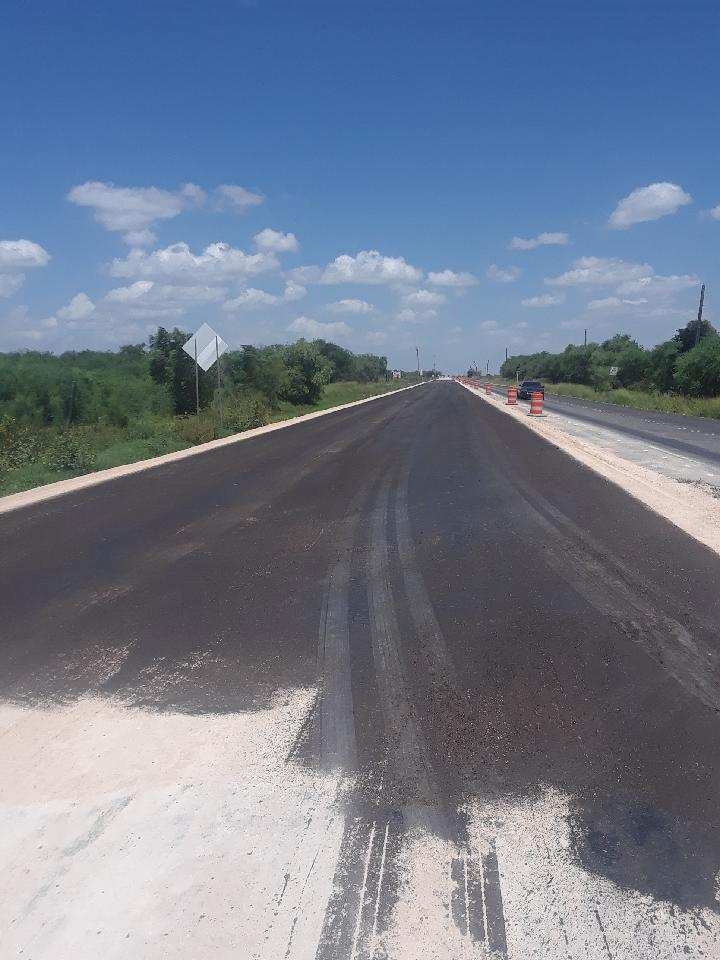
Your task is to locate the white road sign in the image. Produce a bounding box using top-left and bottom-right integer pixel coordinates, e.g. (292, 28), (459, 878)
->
(608, 365), (619, 376)
(183, 323), (229, 371)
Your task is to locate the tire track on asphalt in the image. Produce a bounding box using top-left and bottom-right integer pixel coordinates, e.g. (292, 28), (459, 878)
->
(316, 472), (508, 959)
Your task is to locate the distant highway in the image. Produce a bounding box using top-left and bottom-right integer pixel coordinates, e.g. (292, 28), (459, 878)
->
(490, 384), (720, 467)
(2, 380), (720, 958)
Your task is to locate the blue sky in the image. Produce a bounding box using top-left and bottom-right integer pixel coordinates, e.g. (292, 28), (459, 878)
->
(0, 0), (717, 372)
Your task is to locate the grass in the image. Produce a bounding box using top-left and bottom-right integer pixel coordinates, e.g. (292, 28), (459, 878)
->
(546, 382), (720, 418)
(270, 378), (414, 421)
(0, 379), (416, 498)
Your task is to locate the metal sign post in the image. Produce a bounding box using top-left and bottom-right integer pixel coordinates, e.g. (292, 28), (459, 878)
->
(183, 324), (229, 427)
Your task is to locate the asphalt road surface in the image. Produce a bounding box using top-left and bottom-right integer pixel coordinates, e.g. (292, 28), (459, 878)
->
(492, 383), (720, 467)
(2, 380), (720, 958)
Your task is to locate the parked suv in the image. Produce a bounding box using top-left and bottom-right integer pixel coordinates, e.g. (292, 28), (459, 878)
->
(517, 379), (545, 401)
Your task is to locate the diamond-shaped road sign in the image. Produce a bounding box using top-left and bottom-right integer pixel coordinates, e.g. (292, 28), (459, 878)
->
(183, 323), (229, 371)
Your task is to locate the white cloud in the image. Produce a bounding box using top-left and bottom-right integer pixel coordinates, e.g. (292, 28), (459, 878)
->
(616, 274), (699, 298)
(122, 229), (157, 247)
(366, 330), (388, 344)
(180, 183), (207, 206)
(402, 289), (446, 307)
(609, 182), (692, 229)
(0, 239), (51, 268)
(327, 298), (375, 314)
(320, 250), (422, 285)
(546, 256), (653, 287)
(283, 281), (307, 302)
(521, 293), (565, 308)
(109, 241), (278, 285)
(0, 274), (25, 298)
(0, 239), (50, 300)
(287, 264), (323, 284)
(480, 319), (499, 331)
(68, 181), (188, 238)
(223, 280), (306, 312)
(709, 205), (720, 220)
(427, 269), (478, 287)
(253, 228), (299, 253)
(57, 292), (96, 321)
(510, 232), (569, 251)
(100, 281), (226, 323)
(486, 264), (521, 283)
(396, 307), (437, 323)
(215, 184), (264, 213)
(586, 296), (648, 311)
(288, 316), (351, 339)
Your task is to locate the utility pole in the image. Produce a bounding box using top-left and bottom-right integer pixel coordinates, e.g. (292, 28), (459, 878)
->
(486, 360), (489, 374)
(505, 346), (508, 361)
(416, 346), (420, 378)
(695, 284), (706, 346)
(584, 329), (587, 347)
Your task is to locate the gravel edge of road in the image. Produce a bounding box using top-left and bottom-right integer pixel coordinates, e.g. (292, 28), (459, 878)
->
(0, 381), (426, 517)
(457, 380), (720, 557)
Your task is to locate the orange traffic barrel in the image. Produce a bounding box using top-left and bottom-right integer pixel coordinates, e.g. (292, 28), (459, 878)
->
(484, 383), (492, 395)
(506, 386), (518, 405)
(529, 390), (544, 416)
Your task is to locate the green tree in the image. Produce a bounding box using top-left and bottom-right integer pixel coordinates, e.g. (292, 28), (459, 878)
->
(674, 337), (720, 397)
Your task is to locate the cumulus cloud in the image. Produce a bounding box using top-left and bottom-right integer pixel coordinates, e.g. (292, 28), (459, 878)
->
(0, 274), (25, 298)
(288, 316), (351, 338)
(122, 229), (157, 248)
(0, 239), (51, 268)
(223, 281), (307, 312)
(109, 241), (278, 284)
(0, 239), (50, 300)
(327, 298), (375, 314)
(586, 296), (648, 311)
(57, 293), (96, 321)
(480, 320), (501, 332)
(402, 289), (446, 307)
(68, 181), (189, 241)
(510, 232), (569, 251)
(68, 181), (264, 244)
(615, 274), (699, 298)
(253, 228), (299, 253)
(286, 264), (323, 284)
(486, 264), (521, 283)
(215, 184), (264, 213)
(521, 293), (565, 308)
(427, 269), (478, 287)
(609, 182), (692, 229)
(709, 205), (720, 220)
(366, 330), (388, 344)
(396, 306), (437, 324)
(320, 250), (422, 285)
(546, 256), (653, 287)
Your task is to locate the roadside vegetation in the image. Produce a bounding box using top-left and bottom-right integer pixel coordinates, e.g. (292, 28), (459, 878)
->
(0, 329), (423, 496)
(488, 314), (720, 419)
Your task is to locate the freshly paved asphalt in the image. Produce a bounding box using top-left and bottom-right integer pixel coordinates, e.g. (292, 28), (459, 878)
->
(492, 383), (720, 465)
(3, 379), (720, 956)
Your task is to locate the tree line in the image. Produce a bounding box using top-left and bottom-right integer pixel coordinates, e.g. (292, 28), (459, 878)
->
(0, 328), (392, 427)
(496, 315), (720, 396)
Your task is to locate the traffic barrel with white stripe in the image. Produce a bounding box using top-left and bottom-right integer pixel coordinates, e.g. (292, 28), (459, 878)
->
(506, 386), (518, 405)
(484, 383), (492, 395)
(529, 390), (544, 416)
